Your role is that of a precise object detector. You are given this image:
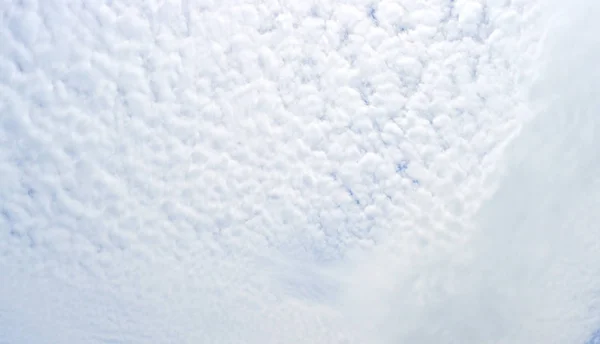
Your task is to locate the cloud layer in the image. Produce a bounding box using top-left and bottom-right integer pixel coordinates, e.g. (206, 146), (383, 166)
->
(1, 0), (598, 343)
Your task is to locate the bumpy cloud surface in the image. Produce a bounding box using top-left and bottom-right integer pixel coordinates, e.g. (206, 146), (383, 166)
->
(1, 0), (599, 343)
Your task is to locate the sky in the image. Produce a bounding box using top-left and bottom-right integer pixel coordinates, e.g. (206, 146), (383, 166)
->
(0, 0), (599, 343)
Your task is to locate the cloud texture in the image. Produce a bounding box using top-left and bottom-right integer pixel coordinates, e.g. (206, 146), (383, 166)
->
(1, 0), (599, 343)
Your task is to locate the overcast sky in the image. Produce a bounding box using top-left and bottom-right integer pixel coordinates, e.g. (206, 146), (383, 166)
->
(1, 0), (599, 343)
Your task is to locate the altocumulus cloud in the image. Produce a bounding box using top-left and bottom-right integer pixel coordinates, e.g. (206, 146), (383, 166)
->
(1, 0), (599, 343)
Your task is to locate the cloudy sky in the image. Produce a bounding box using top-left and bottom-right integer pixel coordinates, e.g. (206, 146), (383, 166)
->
(1, 0), (599, 343)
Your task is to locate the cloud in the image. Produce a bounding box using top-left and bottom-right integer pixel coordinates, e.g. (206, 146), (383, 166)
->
(1, 0), (598, 343)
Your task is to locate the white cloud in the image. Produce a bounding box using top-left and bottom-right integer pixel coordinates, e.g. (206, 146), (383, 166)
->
(1, 0), (598, 343)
